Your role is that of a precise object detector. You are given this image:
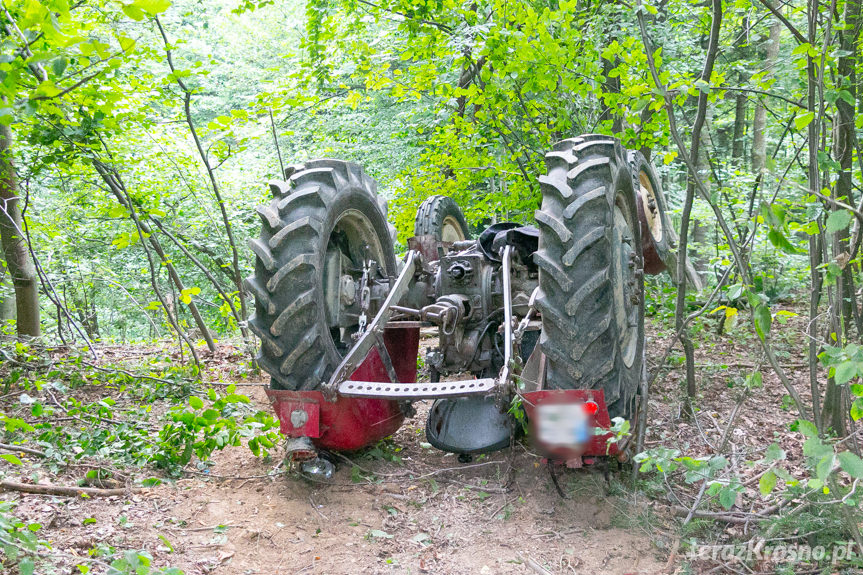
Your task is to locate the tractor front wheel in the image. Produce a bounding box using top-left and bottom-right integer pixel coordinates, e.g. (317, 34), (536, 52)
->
(414, 195), (471, 242)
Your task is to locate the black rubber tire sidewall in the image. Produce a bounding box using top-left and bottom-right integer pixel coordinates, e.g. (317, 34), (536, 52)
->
(247, 161), (396, 391)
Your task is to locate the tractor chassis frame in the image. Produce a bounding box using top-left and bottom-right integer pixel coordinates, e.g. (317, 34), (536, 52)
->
(267, 245), (626, 462)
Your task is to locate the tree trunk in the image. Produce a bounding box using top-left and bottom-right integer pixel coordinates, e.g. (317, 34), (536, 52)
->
(691, 220), (709, 280)
(731, 93), (747, 162)
(0, 255), (14, 324)
(0, 125), (39, 338)
(731, 18), (750, 163)
(751, 15), (781, 173)
(821, 0), (861, 435)
(674, 0), (723, 410)
(690, 107), (713, 282)
(91, 160), (216, 353)
(67, 280), (99, 340)
(599, 54), (623, 133)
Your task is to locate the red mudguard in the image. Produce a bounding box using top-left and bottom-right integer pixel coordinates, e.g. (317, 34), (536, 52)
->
(266, 328), (419, 451)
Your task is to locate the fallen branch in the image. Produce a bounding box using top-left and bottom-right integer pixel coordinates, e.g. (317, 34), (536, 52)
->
(683, 481), (708, 526)
(0, 442), (46, 457)
(0, 480), (141, 498)
(671, 505), (768, 525)
(82, 361), (190, 387)
(518, 554), (553, 575)
(167, 521), (236, 533)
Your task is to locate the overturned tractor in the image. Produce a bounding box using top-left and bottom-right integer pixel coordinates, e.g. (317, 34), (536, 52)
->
(246, 135), (679, 476)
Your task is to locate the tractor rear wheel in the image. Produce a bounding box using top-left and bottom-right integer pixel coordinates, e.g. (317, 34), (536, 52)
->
(414, 195), (471, 242)
(533, 136), (644, 420)
(246, 160), (397, 390)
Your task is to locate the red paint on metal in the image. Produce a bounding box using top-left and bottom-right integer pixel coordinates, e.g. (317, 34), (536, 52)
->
(636, 189), (667, 275)
(270, 397), (321, 437)
(266, 327), (419, 452)
(521, 389), (618, 462)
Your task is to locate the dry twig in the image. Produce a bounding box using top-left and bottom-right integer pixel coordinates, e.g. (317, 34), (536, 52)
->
(0, 480), (141, 497)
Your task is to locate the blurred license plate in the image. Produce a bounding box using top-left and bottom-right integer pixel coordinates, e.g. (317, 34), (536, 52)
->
(536, 403), (590, 446)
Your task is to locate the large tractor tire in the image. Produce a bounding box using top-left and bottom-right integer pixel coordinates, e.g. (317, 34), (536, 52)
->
(414, 195), (471, 242)
(533, 135), (645, 420)
(246, 160), (397, 390)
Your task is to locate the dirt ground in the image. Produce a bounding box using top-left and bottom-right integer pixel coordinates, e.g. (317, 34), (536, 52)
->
(2, 310), (816, 574)
(6, 385), (669, 574)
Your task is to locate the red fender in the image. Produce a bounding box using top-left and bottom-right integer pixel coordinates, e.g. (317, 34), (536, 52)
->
(267, 328), (419, 452)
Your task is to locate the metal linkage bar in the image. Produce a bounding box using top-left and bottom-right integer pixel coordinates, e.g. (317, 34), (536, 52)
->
(325, 251), (419, 391)
(498, 245), (514, 387)
(338, 378), (496, 400)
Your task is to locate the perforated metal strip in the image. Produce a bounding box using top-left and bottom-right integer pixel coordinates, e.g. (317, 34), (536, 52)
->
(338, 378), (496, 400)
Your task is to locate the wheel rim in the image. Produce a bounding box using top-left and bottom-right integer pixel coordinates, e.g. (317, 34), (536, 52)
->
(441, 215), (466, 242)
(323, 208), (388, 356)
(638, 171), (663, 243)
(612, 196), (639, 369)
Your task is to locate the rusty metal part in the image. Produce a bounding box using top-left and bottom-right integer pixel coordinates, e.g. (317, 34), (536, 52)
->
(390, 305), (420, 315)
(636, 187), (667, 275)
(420, 295), (467, 335)
(407, 235), (454, 263)
(285, 436), (317, 461)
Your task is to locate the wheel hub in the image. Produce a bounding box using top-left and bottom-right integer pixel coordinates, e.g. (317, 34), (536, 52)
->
(441, 215), (467, 242)
(612, 201), (640, 369)
(323, 209), (388, 355)
(638, 171), (663, 243)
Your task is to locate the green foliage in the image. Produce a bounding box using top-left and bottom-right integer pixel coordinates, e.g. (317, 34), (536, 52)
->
(635, 449), (744, 510)
(0, 501), (45, 574)
(1, 0), (863, 562)
(819, 343), (863, 421)
(638, 414), (862, 541)
(508, 395), (528, 434)
(154, 384), (281, 471)
(297, 0), (673, 239)
(360, 438), (404, 464)
(0, 345), (282, 476)
(605, 417), (631, 454)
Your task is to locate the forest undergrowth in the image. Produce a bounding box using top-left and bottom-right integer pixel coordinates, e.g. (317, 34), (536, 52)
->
(0, 297), (861, 574)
